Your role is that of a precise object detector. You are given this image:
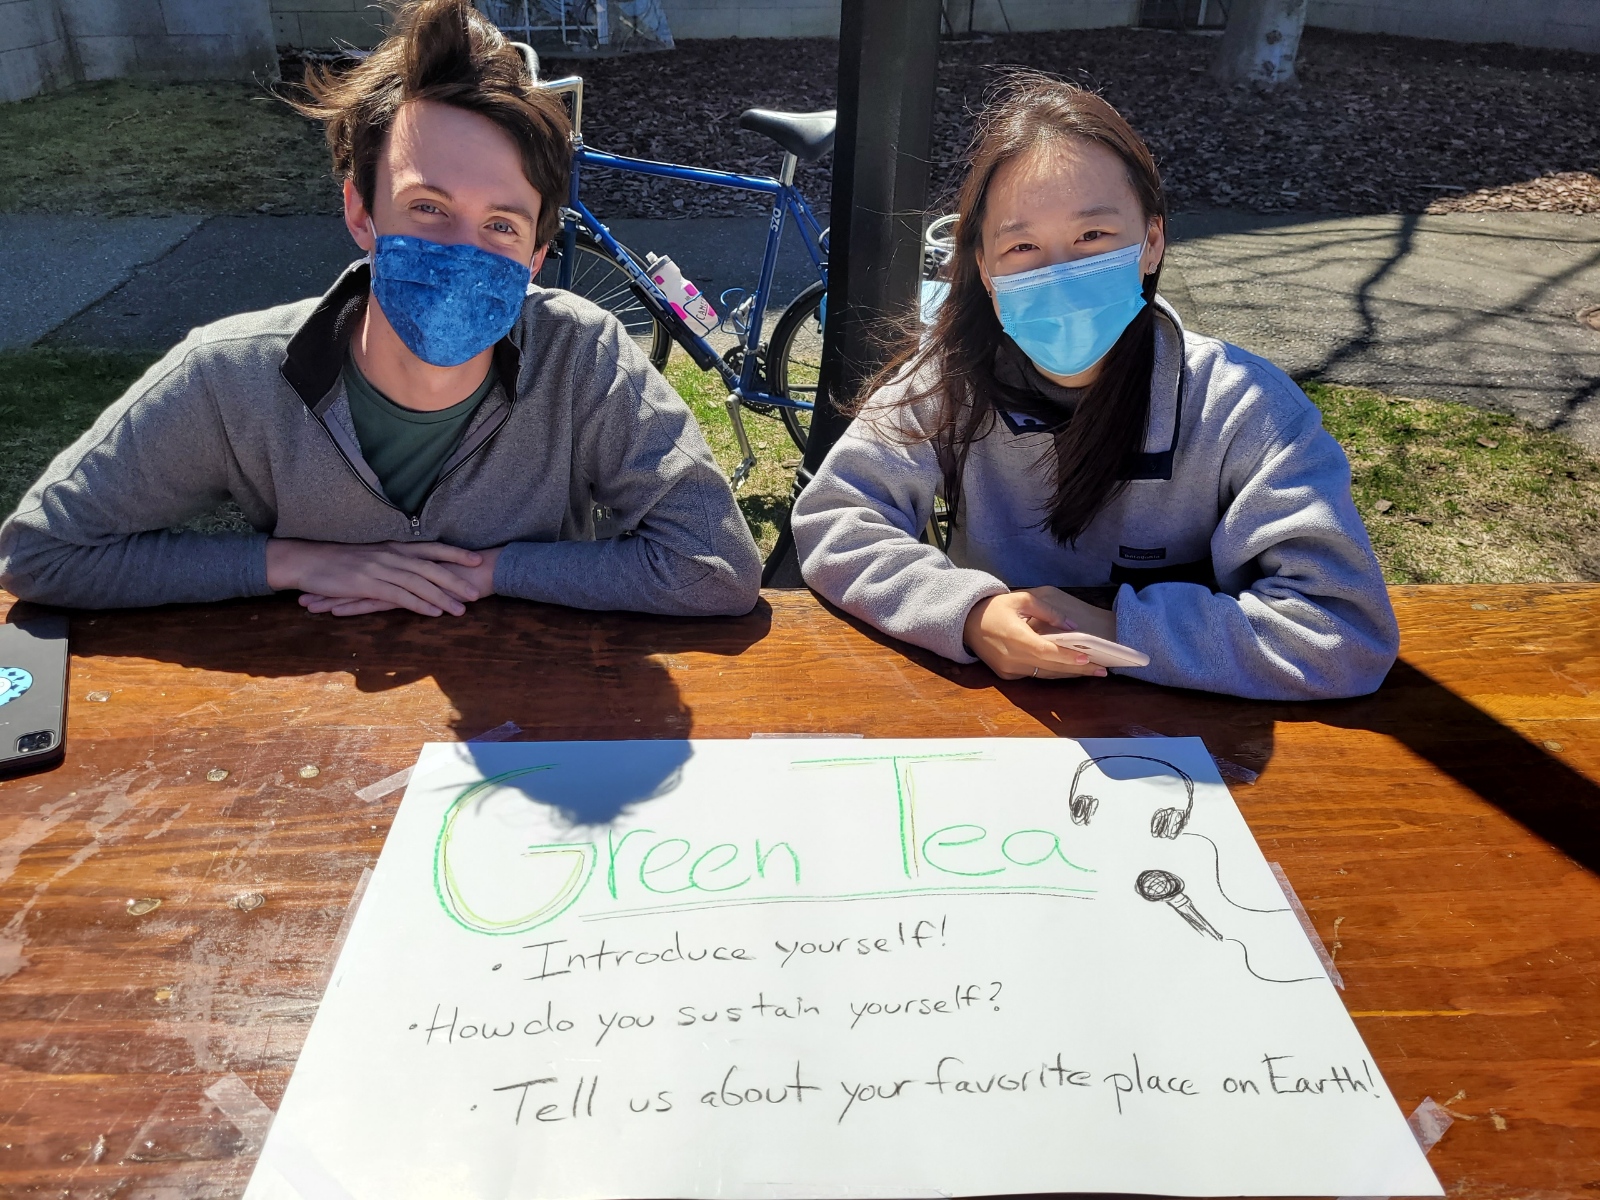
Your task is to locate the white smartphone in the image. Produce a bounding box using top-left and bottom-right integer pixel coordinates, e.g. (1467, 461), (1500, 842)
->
(1043, 630), (1150, 668)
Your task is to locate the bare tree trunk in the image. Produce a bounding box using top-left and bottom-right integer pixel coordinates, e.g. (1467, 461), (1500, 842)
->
(1210, 0), (1308, 89)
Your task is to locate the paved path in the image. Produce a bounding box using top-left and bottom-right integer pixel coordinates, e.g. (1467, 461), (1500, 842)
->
(1165, 210), (1600, 447)
(21, 209), (1600, 446)
(44, 214), (821, 354)
(47, 216), (359, 352)
(0, 215), (198, 350)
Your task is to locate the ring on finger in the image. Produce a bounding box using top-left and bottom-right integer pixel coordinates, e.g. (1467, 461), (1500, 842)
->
(1032, 666), (1040, 678)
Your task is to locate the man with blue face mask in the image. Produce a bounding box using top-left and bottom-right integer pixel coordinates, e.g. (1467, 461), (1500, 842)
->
(0, 0), (761, 621)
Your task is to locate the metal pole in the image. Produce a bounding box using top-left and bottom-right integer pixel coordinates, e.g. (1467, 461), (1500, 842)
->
(762, 0), (943, 586)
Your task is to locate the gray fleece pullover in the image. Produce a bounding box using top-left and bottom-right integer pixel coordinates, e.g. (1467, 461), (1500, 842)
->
(0, 264), (761, 616)
(791, 300), (1399, 700)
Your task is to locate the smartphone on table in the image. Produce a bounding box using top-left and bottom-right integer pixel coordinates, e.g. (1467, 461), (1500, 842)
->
(1042, 630), (1151, 668)
(0, 613), (68, 775)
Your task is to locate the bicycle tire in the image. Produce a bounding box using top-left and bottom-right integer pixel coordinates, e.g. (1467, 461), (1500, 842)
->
(536, 232), (671, 372)
(765, 279), (826, 453)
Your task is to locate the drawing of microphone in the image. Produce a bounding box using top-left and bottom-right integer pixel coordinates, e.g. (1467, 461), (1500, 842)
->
(1136, 869), (1223, 940)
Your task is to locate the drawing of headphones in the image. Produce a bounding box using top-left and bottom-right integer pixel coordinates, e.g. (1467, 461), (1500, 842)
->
(1067, 754), (1194, 839)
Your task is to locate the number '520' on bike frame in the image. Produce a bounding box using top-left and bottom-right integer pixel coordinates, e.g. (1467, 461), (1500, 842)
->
(538, 73), (831, 486)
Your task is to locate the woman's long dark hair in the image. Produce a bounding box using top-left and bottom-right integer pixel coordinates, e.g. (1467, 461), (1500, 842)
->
(863, 74), (1167, 545)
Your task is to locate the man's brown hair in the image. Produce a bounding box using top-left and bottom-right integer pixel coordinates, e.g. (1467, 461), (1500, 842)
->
(290, 0), (571, 246)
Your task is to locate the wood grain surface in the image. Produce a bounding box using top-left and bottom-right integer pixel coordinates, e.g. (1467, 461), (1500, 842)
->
(0, 585), (1597, 1198)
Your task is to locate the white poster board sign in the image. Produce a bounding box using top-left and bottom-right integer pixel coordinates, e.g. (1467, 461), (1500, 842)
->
(246, 737), (1441, 1199)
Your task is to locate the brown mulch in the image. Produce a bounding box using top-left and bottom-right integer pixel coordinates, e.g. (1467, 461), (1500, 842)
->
(1423, 170), (1600, 214)
(561, 25), (1600, 220)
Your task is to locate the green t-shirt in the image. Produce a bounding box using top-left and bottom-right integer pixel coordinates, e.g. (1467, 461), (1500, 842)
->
(342, 354), (497, 516)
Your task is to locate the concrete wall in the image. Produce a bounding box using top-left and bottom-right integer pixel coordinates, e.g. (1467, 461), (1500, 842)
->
(261, 0), (1600, 52)
(1307, 0), (1600, 54)
(657, 0), (1141, 39)
(3, 0), (1590, 100)
(957, 0), (1142, 33)
(60, 0), (277, 81)
(0, 0), (72, 101)
(658, 0), (1599, 49)
(271, 0), (392, 50)
(0, 0), (277, 101)
(656, 0), (837, 38)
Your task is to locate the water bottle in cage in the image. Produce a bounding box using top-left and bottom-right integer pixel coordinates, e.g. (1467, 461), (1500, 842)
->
(645, 253), (718, 336)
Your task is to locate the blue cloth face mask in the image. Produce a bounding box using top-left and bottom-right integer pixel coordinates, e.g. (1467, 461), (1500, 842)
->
(990, 240), (1149, 378)
(367, 231), (534, 368)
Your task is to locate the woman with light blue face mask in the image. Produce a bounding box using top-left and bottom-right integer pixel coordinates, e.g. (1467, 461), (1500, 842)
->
(791, 74), (1399, 701)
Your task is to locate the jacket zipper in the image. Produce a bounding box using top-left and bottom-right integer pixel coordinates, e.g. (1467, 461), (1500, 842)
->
(313, 394), (514, 538)
(406, 403), (511, 533)
(315, 417), (400, 513)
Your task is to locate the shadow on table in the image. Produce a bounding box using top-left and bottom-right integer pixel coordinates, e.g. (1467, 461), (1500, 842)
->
(988, 654), (1600, 876)
(27, 590), (1600, 870)
(40, 594), (771, 810)
(815, 583), (1600, 872)
(1307, 659), (1600, 874)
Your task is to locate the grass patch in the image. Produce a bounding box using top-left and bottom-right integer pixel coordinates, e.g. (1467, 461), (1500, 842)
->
(0, 349), (159, 515)
(662, 349), (798, 557)
(5, 348), (1593, 583)
(1306, 380), (1600, 583)
(0, 80), (337, 216)
(670, 368), (1600, 580)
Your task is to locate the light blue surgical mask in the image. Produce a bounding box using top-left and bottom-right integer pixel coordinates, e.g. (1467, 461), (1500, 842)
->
(990, 240), (1149, 378)
(366, 228), (534, 368)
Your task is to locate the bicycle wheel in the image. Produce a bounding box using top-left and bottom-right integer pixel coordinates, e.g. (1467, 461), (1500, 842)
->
(766, 279), (826, 453)
(536, 232), (671, 371)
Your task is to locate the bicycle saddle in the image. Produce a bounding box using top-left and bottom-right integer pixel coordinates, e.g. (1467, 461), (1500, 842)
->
(738, 109), (837, 163)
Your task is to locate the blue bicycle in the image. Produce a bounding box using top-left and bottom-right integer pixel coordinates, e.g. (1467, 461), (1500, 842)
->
(533, 71), (832, 484)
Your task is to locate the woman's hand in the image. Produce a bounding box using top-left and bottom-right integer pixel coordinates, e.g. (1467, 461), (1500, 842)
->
(962, 586), (1116, 680)
(267, 538), (486, 618)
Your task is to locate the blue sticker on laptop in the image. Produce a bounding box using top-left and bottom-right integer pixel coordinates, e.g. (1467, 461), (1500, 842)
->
(0, 667), (33, 706)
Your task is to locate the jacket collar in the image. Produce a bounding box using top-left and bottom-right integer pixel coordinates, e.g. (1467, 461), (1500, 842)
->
(1122, 295), (1186, 481)
(985, 296), (1188, 480)
(279, 261), (524, 411)
(992, 335), (1084, 435)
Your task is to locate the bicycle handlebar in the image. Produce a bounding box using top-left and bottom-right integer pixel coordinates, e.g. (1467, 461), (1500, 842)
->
(540, 75), (586, 139)
(508, 39), (585, 140)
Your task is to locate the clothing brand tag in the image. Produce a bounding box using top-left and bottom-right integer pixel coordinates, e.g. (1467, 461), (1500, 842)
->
(996, 407), (1067, 436)
(1118, 546), (1166, 562)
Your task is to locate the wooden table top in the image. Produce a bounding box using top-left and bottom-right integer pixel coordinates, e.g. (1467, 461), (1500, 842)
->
(0, 584), (1596, 1198)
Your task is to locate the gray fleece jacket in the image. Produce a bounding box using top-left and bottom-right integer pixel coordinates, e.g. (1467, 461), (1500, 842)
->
(0, 264), (761, 616)
(791, 299), (1399, 700)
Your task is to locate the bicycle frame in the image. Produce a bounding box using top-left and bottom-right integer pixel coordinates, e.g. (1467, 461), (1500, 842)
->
(541, 74), (829, 484)
(559, 148), (827, 399)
